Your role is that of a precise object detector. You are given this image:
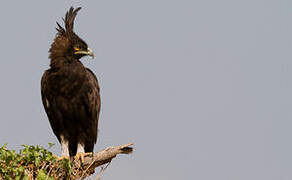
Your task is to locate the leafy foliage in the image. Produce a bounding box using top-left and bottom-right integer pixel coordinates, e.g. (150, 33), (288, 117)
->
(0, 144), (73, 179)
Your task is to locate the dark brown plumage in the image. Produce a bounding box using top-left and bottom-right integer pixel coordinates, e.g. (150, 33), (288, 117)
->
(41, 7), (100, 157)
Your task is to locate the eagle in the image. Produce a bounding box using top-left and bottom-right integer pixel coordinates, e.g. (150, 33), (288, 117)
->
(41, 7), (101, 160)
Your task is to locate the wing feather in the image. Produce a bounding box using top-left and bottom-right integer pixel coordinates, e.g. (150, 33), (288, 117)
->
(41, 70), (63, 142)
(83, 68), (101, 145)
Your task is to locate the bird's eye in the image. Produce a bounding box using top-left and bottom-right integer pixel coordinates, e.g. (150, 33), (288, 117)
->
(74, 47), (80, 51)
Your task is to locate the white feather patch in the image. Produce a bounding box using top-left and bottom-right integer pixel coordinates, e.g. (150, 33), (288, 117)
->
(77, 142), (85, 153)
(60, 135), (69, 157)
(45, 99), (50, 108)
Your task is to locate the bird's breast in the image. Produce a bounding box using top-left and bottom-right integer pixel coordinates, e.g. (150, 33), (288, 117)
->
(49, 64), (87, 98)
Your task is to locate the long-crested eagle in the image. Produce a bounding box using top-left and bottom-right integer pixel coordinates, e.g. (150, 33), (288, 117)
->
(41, 7), (101, 159)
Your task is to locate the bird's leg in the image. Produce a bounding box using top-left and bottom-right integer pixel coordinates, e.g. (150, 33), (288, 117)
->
(74, 142), (91, 163)
(58, 135), (70, 160)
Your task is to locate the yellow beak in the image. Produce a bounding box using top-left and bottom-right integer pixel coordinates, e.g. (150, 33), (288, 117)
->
(74, 47), (94, 58)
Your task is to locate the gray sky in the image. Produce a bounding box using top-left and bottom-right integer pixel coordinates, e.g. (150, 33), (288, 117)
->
(0, 0), (291, 179)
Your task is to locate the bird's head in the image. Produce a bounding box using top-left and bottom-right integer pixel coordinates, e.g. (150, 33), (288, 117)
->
(49, 7), (94, 67)
(70, 33), (94, 59)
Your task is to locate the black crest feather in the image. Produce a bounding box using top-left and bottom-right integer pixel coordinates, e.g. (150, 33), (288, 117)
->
(55, 7), (82, 36)
(56, 22), (65, 35)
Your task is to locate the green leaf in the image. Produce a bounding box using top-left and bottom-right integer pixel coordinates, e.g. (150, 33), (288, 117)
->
(0, 144), (74, 179)
(37, 169), (47, 180)
(48, 143), (55, 149)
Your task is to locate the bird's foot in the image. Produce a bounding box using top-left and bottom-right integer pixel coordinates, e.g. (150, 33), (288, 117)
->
(57, 155), (70, 161)
(74, 152), (92, 164)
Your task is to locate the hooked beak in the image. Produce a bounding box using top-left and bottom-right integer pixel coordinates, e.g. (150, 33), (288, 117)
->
(87, 48), (94, 58)
(74, 47), (94, 58)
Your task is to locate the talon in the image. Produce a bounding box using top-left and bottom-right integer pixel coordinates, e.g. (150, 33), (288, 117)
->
(75, 152), (92, 163)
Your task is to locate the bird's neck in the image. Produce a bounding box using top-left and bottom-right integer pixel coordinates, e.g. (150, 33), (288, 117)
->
(49, 57), (82, 69)
(49, 35), (73, 68)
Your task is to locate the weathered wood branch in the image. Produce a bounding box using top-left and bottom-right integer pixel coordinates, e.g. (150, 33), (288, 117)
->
(72, 143), (134, 179)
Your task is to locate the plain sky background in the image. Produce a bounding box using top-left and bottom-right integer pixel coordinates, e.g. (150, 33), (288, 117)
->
(0, 0), (291, 179)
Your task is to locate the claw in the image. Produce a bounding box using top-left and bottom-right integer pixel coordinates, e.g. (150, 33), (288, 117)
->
(74, 152), (92, 163)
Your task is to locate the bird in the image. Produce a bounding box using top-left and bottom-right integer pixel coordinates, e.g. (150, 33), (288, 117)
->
(41, 7), (101, 161)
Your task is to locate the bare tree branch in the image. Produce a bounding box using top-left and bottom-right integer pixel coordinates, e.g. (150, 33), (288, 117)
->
(72, 143), (134, 179)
